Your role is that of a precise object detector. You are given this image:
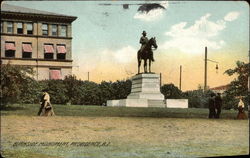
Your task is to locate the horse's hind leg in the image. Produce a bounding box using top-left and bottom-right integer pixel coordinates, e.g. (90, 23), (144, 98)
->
(138, 51), (141, 74)
(149, 60), (151, 73)
(138, 59), (141, 74)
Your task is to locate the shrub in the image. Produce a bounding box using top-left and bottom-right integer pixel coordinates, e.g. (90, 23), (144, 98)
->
(161, 84), (183, 99)
(183, 89), (213, 108)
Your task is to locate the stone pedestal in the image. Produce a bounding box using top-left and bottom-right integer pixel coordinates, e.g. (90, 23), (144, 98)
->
(127, 73), (164, 100)
(107, 73), (165, 107)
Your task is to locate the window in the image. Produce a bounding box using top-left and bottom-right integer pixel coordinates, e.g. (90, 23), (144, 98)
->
(42, 24), (48, 35)
(44, 44), (54, 59)
(49, 69), (62, 80)
(7, 22), (13, 33)
(27, 23), (33, 35)
(17, 22), (23, 34)
(5, 42), (16, 57)
(56, 45), (66, 60)
(52, 24), (57, 36)
(60, 25), (67, 37)
(22, 43), (32, 58)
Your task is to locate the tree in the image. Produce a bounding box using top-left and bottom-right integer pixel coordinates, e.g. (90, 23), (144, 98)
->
(39, 79), (68, 104)
(63, 75), (84, 105)
(111, 80), (132, 100)
(223, 61), (249, 109)
(1, 64), (39, 105)
(80, 81), (101, 105)
(19, 77), (43, 104)
(99, 81), (115, 105)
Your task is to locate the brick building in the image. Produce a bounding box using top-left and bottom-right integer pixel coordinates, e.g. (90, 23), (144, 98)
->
(1, 3), (77, 80)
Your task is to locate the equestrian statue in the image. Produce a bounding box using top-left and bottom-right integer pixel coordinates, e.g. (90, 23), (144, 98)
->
(137, 31), (158, 74)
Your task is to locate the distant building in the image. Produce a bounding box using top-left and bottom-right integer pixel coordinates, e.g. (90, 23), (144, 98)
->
(1, 4), (77, 80)
(210, 85), (229, 94)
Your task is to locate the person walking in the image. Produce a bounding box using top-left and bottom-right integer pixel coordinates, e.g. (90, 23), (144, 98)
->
(215, 93), (222, 118)
(208, 93), (216, 119)
(38, 89), (55, 116)
(236, 96), (247, 119)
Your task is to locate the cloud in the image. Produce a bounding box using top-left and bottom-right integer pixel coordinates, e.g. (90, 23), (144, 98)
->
(224, 11), (240, 21)
(134, 1), (168, 22)
(73, 46), (137, 81)
(113, 46), (137, 63)
(161, 13), (235, 54)
(160, 1), (169, 8)
(100, 46), (137, 64)
(134, 9), (164, 21)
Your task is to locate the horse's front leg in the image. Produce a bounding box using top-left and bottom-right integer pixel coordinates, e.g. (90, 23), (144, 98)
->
(144, 59), (147, 73)
(138, 59), (141, 74)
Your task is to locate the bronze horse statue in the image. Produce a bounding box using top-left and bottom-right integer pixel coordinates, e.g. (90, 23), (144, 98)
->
(137, 37), (158, 74)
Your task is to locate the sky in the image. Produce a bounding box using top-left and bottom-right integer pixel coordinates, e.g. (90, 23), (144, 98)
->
(4, 0), (249, 91)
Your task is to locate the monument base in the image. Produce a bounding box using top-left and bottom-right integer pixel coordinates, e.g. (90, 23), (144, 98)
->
(107, 73), (166, 107)
(107, 98), (166, 107)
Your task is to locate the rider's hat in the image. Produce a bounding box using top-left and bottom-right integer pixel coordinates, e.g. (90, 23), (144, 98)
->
(142, 31), (147, 35)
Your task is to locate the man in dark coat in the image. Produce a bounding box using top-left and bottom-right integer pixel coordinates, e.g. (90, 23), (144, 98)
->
(208, 93), (216, 118)
(139, 31), (155, 61)
(140, 31), (149, 52)
(215, 93), (222, 118)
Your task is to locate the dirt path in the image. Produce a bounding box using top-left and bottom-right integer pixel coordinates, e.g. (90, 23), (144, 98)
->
(1, 116), (249, 157)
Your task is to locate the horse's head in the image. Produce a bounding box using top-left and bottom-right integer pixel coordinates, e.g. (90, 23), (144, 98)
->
(150, 37), (158, 49)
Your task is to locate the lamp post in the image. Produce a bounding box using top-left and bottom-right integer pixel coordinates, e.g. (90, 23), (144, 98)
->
(204, 46), (219, 91)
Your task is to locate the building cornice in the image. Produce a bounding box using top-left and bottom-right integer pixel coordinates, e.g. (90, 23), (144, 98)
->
(1, 57), (73, 63)
(1, 33), (73, 40)
(1, 11), (77, 23)
(1, 63), (73, 69)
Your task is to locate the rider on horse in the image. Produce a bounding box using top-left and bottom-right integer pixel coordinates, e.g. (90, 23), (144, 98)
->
(139, 31), (155, 62)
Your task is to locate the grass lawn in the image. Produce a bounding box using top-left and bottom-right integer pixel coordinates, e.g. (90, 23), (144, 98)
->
(0, 103), (245, 119)
(1, 104), (249, 158)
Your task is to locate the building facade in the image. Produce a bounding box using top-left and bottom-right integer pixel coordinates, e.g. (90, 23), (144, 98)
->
(1, 4), (77, 80)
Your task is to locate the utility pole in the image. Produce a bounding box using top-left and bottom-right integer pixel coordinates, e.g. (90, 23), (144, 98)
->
(204, 47), (207, 91)
(36, 21), (39, 80)
(248, 50), (250, 111)
(179, 65), (182, 90)
(248, 50), (250, 94)
(160, 73), (162, 88)
(204, 46), (219, 91)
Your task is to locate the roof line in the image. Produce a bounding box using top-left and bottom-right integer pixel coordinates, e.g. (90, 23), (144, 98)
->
(2, 10), (77, 19)
(1, 3), (77, 18)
